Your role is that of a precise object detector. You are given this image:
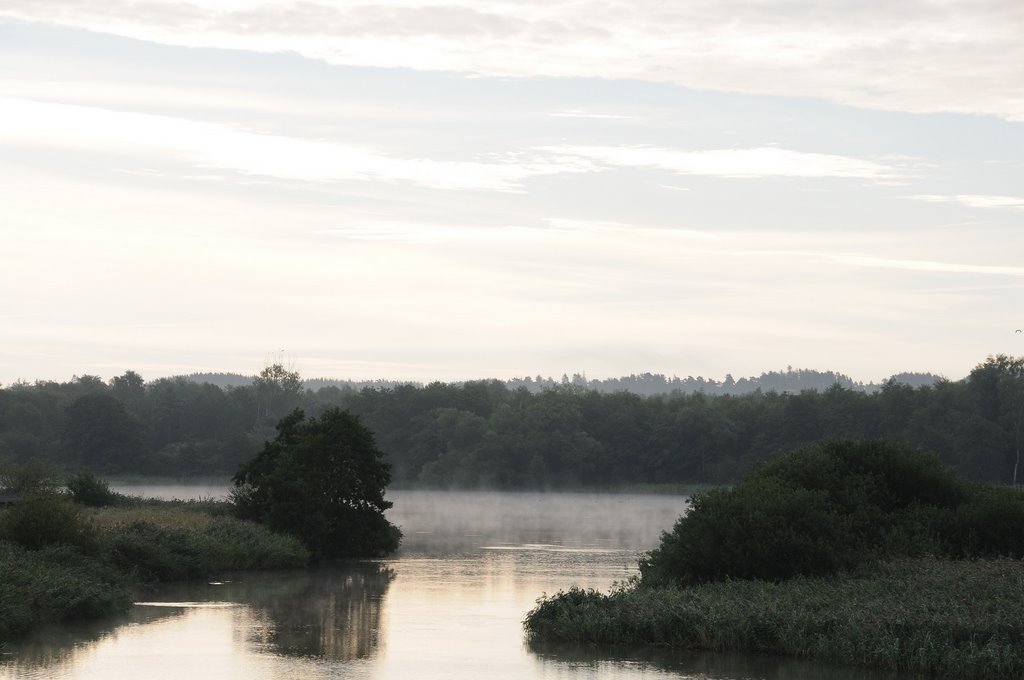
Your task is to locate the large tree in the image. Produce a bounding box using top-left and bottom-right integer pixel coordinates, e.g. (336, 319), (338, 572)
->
(231, 408), (401, 558)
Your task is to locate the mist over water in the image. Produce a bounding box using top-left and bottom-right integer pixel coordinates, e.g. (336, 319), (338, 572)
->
(3, 489), (908, 680)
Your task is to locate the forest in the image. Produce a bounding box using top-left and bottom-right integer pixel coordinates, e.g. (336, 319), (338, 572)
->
(0, 356), (1020, 488)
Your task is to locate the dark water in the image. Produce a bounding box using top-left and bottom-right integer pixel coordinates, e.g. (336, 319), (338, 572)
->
(2, 490), (907, 680)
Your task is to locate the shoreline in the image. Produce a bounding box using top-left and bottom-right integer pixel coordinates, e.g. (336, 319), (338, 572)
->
(525, 557), (1024, 679)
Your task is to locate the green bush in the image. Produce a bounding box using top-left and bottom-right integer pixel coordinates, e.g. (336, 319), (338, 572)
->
(640, 440), (1024, 585)
(103, 521), (203, 581)
(0, 542), (130, 640)
(232, 408), (401, 558)
(0, 496), (98, 553)
(99, 515), (308, 582)
(66, 472), (122, 507)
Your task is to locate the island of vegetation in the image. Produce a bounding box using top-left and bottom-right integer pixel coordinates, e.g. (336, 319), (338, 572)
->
(0, 407), (401, 641)
(525, 439), (1024, 678)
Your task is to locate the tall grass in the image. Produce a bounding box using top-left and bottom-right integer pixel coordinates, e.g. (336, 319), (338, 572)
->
(525, 558), (1024, 678)
(89, 504), (309, 581)
(0, 496), (310, 640)
(0, 542), (130, 640)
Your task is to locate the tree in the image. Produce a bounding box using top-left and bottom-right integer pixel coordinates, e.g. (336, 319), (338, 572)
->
(253, 362), (304, 425)
(231, 408), (401, 558)
(63, 393), (145, 472)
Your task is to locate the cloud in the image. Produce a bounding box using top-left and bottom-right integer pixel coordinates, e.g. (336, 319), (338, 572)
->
(2, 0), (1023, 120)
(0, 97), (596, 191)
(906, 194), (1024, 210)
(548, 110), (639, 120)
(539, 145), (901, 180)
(829, 254), (1024, 277)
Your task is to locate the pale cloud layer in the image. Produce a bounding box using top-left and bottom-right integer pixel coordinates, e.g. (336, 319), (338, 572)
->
(0, 16), (1022, 385)
(908, 194), (1024, 210)
(542, 146), (901, 180)
(2, 0), (1024, 119)
(0, 97), (597, 192)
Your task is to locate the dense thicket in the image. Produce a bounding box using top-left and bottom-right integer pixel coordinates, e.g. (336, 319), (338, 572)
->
(232, 408), (402, 558)
(0, 356), (1021, 487)
(639, 439), (1024, 585)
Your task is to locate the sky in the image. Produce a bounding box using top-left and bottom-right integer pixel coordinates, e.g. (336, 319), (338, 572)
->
(1, 0), (1023, 385)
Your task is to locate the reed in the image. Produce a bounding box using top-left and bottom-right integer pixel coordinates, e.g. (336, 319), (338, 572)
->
(0, 497), (309, 640)
(525, 558), (1024, 678)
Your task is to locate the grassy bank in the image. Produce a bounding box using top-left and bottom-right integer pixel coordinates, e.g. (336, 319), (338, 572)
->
(525, 558), (1024, 678)
(0, 496), (309, 640)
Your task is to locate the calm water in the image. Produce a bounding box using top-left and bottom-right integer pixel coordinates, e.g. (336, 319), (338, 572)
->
(2, 489), (905, 680)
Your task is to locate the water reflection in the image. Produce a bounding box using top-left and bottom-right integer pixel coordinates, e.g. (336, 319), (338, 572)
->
(1, 564), (393, 680)
(0, 491), (900, 680)
(0, 606), (178, 672)
(140, 562), (394, 661)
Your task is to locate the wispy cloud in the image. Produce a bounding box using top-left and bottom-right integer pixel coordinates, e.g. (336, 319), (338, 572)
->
(540, 145), (901, 180)
(830, 254), (1024, 277)
(2, 0), (1022, 119)
(0, 97), (596, 191)
(548, 110), (639, 120)
(906, 194), (1024, 210)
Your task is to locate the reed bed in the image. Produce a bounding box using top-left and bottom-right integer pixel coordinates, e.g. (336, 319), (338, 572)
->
(0, 497), (309, 640)
(525, 558), (1024, 678)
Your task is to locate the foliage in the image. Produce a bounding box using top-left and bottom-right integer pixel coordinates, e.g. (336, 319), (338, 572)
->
(525, 558), (1024, 679)
(0, 355), (1022, 488)
(63, 393), (145, 472)
(0, 459), (64, 494)
(232, 408), (401, 558)
(639, 439), (1024, 586)
(0, 495), (98, 553)
(66, 472), (122, 507)
(91, 505), (309, 580)
(0, 542), (131, 640)
(0, 497), (308, 640)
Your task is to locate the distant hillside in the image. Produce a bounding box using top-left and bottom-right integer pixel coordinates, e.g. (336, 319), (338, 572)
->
(180, 368), (941, 395)
(180, 373), (420, 391)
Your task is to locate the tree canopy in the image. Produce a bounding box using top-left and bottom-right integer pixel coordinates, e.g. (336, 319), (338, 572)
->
(231, 408), (401, 558)
(639, 439), (1024, 586)
(1, 356), (1022, 488)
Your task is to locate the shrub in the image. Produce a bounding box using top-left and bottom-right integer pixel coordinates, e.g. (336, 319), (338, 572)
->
(66, 472), (122, 507)
(97, 513), (309, 582)
(640, 439), (1024, 586)
(0, 542), (130, 639)
(0, 459), (63, 494)
(0, 495), (98, 553)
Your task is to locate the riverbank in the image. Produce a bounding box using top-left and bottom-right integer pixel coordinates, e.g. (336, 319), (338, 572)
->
(525, 558), (1024, 678)
(0, 496), (309, 640)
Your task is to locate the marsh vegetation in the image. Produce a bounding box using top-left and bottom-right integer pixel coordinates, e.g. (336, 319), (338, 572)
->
(526, 440), (1024, 678)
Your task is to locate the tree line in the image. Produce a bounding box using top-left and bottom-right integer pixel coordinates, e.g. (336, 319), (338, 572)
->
(0, 356), (1020, 487)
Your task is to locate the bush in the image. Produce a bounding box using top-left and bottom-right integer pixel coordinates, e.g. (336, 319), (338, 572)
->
(95, 510), (309, 582)
(232, 408), (401, 558)
(0, 459), (63, 494)
(66, 472), (122, 507)
(640, 439), (1024, 586)
(0, 495), (98, 553)
(0, 542), (131, 639)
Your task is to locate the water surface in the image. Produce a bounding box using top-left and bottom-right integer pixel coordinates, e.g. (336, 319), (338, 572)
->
(3, 489), (906, 680)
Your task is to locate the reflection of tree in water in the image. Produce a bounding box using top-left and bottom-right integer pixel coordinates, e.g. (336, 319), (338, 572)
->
(229, 562), (394, 661)
(1, 564), (393, 673)
(0, 606), (178, 671)
(528, 641), (914, 680)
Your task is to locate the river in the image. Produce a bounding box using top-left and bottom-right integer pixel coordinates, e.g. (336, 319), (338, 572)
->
(2, 489), (904, 680)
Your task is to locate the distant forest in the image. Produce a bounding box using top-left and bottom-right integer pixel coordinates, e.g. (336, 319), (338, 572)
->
(186, 367), (941, 396)
(0, 358), (1019, 488)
